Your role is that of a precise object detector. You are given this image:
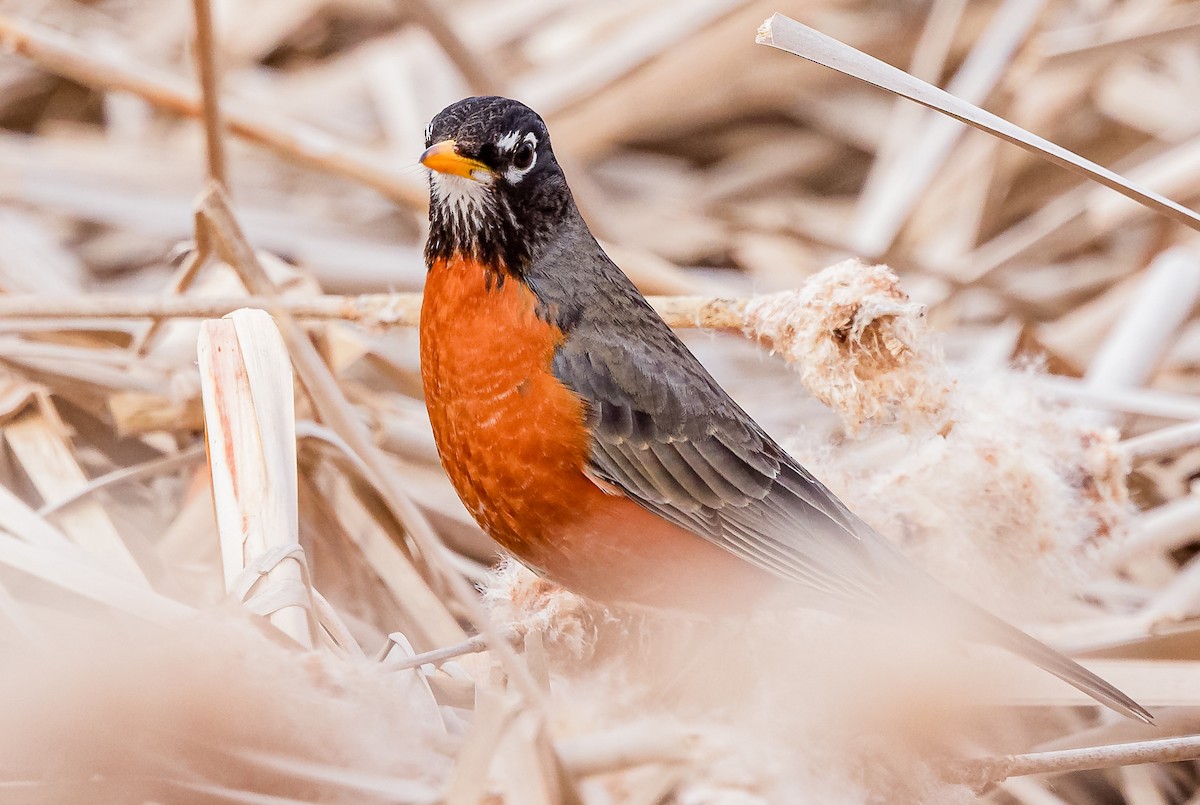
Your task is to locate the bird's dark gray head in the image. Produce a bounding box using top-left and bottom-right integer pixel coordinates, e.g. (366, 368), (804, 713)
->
(421, 96), (572, 273)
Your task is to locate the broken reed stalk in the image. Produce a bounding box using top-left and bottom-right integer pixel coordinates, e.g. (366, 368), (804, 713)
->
(190, 0), (226, 187)
(0, 292), (751, 332)
(755, 13), (1200, 233)
(0, 14), (426, 209)
(956, 735), (1200, 789)
(443, 690), (520, 803)
(197, 309), (315, 647)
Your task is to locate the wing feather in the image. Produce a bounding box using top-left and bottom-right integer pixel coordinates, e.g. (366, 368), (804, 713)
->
(553, 315), (898, 614)
(459, 166), (1148, 721)
(648, 440), (725, 508)
(671, 439), (754, 506)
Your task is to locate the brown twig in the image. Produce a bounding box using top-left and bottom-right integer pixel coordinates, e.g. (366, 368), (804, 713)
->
(191, 0), (226, 187)
(0, 14), (426, 210)
(0, 292), (752, 333)
(131, 214), (212, 355)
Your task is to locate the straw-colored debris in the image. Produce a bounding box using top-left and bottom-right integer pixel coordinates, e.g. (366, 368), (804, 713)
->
(0, 614), (454, 802)
(746, 259), (953, 435)
(483, 558), (615, 662)
(1, 0), (1200, 802)
(788, 367), (1135, 614)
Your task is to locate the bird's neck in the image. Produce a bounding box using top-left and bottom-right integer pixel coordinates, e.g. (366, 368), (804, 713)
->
(425, 190), (529, 276)
(425, 174), (575, 278)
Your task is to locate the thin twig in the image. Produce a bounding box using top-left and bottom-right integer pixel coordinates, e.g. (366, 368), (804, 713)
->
(0, 292), (751, 332)
(37, 444), (206, 518)
(132, 215), (212, 355)
(219, 746), (440, 802)
(191, 0), (226, 187)
(952, 735), (1200, 789)
(382, 632), (494, 671)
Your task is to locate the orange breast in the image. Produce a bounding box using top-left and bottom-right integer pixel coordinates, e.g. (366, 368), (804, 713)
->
(420, 255), (770, 610)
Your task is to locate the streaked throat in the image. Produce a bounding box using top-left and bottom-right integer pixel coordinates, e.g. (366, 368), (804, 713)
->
(426, 172), (527, 274)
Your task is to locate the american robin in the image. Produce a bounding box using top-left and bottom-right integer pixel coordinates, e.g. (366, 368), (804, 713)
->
(417, 95), (1151, 723)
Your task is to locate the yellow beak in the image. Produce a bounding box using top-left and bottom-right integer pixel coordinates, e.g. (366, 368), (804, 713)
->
(419, 140), (491, 180)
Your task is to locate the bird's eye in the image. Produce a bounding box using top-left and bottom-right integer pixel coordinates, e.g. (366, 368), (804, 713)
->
(512, 141), (535, 171)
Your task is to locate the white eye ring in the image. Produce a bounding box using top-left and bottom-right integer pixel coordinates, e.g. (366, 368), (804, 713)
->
(504, 132), (538, 184)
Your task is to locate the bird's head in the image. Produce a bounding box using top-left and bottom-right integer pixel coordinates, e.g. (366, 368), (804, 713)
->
(421, 96), (572, 273)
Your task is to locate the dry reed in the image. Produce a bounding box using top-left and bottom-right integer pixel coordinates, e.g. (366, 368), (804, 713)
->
(0, 0), (1198, 803)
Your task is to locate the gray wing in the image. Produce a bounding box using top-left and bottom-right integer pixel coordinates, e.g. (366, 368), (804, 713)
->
(551, 309), (906, 614)
(529, 242), (1152, 722)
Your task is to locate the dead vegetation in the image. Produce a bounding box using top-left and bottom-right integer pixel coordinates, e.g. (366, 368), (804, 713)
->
(1, 0), (1200, 802)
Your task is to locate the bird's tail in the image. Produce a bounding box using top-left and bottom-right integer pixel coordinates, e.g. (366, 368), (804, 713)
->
(838, 516), (1150, 722)
(952, 595), (1153, 723)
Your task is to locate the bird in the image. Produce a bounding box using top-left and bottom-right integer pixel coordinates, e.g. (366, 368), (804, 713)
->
(416, 95), (1152, 723)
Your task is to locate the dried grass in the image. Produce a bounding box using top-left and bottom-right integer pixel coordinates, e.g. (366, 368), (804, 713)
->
(0, 0), (1199, 803)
